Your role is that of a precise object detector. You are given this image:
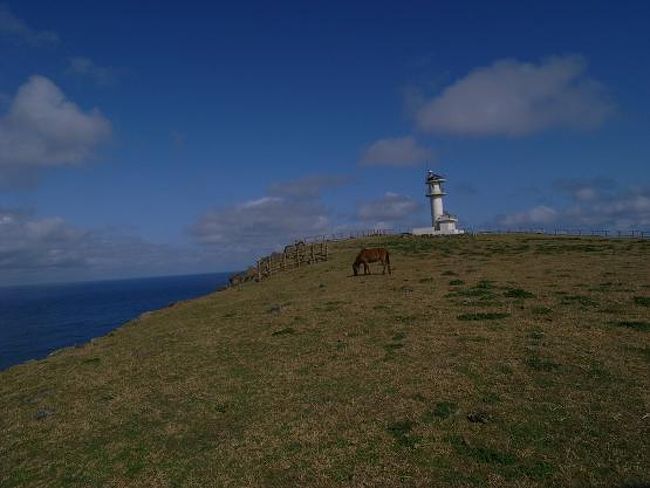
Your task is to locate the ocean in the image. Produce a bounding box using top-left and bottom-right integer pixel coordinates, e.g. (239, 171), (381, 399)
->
(0, 272), (230, 371)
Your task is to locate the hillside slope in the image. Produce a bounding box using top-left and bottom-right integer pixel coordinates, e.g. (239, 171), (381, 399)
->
(1, 235), (649, 487)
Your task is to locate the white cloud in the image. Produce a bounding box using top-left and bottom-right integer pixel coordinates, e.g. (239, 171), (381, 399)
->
(0, 4), (59, 46)
(0, 75), (111, 179)
(67, 57), (118, 86)
(360, 136), (433, 167)
(192, 176), (341, 259)
(358, 192), (421, 228)
(192, 197), (330, 256)
(416, 55), (613, 136)
(498, 205), (558, 227)
(497, 184), (650, 229)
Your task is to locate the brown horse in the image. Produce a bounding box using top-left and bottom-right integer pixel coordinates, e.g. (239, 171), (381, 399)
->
(352, 248), (391, 276)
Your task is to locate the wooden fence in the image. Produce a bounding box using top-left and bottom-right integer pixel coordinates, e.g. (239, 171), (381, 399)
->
(467, 228), (650, 239)
(255, 240), (329, 281)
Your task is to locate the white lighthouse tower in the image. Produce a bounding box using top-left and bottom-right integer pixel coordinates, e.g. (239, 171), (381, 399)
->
(412, 170), (464, 235)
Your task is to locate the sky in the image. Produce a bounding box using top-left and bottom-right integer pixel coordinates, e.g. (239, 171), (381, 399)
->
(0, 0), (649, 285)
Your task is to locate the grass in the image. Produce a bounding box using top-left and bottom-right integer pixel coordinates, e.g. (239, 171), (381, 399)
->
(1, 234), (649, 487)
(457, 312), (511, 321)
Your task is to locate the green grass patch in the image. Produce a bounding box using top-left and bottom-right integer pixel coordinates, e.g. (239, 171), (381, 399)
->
(271, 327), (295, 336)
(449, 279), (465, 286)
(531, 306), (552, 315)
(633, 296), (650, 307)
(504, 288), (535, 298)
(457, 312), (510, 321)
(526, 355), (561, 371)
(609, 321), (650, 332)
(560, 295), (598, 307)
(447, 435), (516, 465)
(422, 401), (458, 422)
(387, 420), (419, 448)
(476, 280), (494, 289)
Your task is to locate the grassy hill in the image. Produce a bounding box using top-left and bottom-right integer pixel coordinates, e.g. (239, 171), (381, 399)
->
(1, 234), (649, 487)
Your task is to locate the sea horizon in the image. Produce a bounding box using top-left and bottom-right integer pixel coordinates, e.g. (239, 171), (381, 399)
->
(0, 269), (238, 290)
(0, 272), (231, 371)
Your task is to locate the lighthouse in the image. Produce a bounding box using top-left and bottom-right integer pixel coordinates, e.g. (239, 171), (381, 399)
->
(412, 170), (464, 235)
(426, 171), (446, 225)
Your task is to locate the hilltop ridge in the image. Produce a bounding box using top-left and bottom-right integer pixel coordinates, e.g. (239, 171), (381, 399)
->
(1, 234), (649, 487)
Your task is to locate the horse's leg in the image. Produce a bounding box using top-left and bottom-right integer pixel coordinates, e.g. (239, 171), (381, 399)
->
(364, 262), (370, 275)
(382, 258), (386, 274)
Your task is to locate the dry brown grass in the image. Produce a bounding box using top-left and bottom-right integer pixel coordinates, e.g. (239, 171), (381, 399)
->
(1, 234), (649, 487)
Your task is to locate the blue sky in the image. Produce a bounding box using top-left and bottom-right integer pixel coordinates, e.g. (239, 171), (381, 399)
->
(1, 0), (649, 285)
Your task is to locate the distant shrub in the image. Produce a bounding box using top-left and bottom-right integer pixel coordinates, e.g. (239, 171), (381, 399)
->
(449, 279), (465, 286)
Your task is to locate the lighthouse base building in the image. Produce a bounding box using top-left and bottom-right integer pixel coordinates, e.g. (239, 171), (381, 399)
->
(412, 171), (464, 236)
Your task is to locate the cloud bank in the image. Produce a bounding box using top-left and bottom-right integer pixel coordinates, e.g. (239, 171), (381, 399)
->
(0, 4), (59, 46)
(416, 55), (613, 136)
(0, 76), (111, 181)
(360, 136), (432, 166)
(0, 208), (210, 286)
(497, 182), (650, 229)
